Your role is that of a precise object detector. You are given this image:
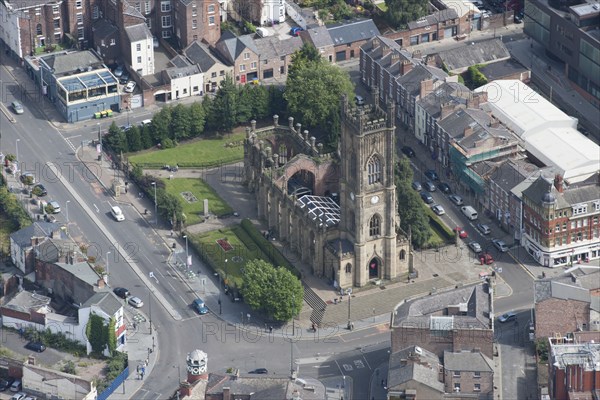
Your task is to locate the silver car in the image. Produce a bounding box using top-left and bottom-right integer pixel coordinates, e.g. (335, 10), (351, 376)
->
(412, 181), (422, 191)
(128, 296), (144, 308)
(448, 194), (464, 206)
(11, 101), (24, 115)
(493, 239), (509, 252)
(468, 241), (482, 253)
(476, 223), (491, 235)
(431, 204), (445, 215)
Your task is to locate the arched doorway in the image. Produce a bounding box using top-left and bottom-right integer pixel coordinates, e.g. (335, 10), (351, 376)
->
(369, 258), (380, 279)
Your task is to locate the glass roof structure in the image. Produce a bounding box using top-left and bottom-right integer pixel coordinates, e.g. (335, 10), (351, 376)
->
(57, 70), (117, 93)
(297, 195), (340, 228)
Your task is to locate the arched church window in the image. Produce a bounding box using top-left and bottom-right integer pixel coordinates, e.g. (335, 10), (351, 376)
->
(399, 249), (406, 260)
(367, 155), (381, 185)
(369, 214), (381, 237)
(345, 263), (352, 274)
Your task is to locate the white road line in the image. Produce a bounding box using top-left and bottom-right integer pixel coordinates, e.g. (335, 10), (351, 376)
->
(93, 204), (99, 212)
(143, 253), (152, 264)
(168, 281), (177, 291)
(179, 294), (186, 303)
(362, 354), (372, 370)
(65, 134), (82, 139)
(156, 269), (167, 278)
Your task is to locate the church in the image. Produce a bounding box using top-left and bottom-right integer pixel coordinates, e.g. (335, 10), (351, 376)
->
(244, 95), (411, 289)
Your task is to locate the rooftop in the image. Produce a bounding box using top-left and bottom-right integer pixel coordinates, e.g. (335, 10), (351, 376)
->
(443, 350), (494, 372)
(125, 23), (152, 43)
(2, 290), (52, 314)
(40, 50), (106, 76)
(436, 39), (510, 73)
(388, 346), (444, 392)
(54, 261), (102, 287)
(206, 374), (326, 399)
(81, 291), (122, 316)
(297, 195), (341, 228)
(550, 341), (600, 371)
(534, 279), (591, 304)
(10, 222), (61, 248)
(327, 18), (380, 46)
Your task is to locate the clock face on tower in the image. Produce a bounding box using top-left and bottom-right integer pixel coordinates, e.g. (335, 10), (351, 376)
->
(371, 195), (380, 204)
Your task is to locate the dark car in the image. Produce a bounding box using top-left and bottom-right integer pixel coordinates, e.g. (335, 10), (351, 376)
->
(25, 341), (46, 352)
(113, 287), (130, 299)
(32, 184), (47, 196)
(401, 146), (415, 157)
(0, 378), (15, 391)
(425, 169), (439, 181)
(119, 72), (130, 84)
(423, 181), (436, 192)
(437, 182), (451, 194)
(420, 192), (434, 204)
(249, 368), (268, 374)
(193, 298), (209, 315)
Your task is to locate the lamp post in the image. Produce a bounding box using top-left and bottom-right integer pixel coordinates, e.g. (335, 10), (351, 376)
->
(151, 181), (157, 225)
(346, 288), (352, 330)
(149, 272), (158, 335)
(15, 138), (20, 171)
(65, 200), (70, 224)
(183, 235), (189, 269)
(105, 251), (111, 286)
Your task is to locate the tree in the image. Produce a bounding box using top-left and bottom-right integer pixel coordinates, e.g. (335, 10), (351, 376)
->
(284, 60), (354, 134)
(212, 75), (239, 132)
(289, 44), (322, 81)
(396, 157), (431, 247)
(189, 101), (206, 137)
(267, 85), (287, 118)
(242, 259), (303, 321)
(127, 125), (142, 152)
(171, 103), (192, 140)
(385, 0), (429, 28)
(151, 106), (173, 144)
(250, 85), (270, 120)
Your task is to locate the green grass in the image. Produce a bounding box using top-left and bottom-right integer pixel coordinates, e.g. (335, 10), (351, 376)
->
(165, 178), (232, 225)
(0, 214), (17, 257)
(190, 226), (271, 288)
(129, 132), (246, 168)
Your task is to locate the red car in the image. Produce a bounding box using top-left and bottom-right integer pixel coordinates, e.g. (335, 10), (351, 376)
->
(454, 227), (468, 239)
(480, 253), (494, 265)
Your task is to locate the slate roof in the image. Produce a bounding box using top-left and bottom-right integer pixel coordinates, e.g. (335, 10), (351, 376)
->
(166, 64), (202, 79)
(254, 36), (303, 60)
(436, 39), (510, 73)
(82, 291), (123, 316)
(396, 65), (439, 97)
(534, 279), (591, 304)
(388, 346), (444, 392)
(183, 41), (225, 71)
(92, 19), (118, 40)
(302, 25), (334, 48)
(408, 9), (458, 30)
(3, 0), (51, 10)
(125, 23), (152, 43)
(215, 33), (258, 65)
(10, 222), (59, 248)
(35, 238), (72, 263)
(169, 55), (191, 68)
(40, 50), (105, 76)
(443, 351), (494, 372)
(121, 0), (144, 19)
(54, 261), (101, 287)
(489, 160), (531, 194)
(2, 291), (52, 313)
(522, 175), (570, 208)
(392, 283), (491, 329)
(327, 18), (380, 46)
(418, 82), (470, 117)
(479, 58), (529, 81)
(327, 238), (355, 256)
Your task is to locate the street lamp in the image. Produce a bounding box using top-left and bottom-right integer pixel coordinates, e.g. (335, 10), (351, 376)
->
(346, 288), (352, 330)
(183, 235), (189, 269)
(105, 251), (111, 286)
(151, 181), (157, 225)
(65, 200), (70, 224)
(149, 271), (158, 335)
(15, 138), (20, 171)
(292, 293), (296, 336)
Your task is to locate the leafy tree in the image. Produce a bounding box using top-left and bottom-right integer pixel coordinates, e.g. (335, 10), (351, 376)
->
(212, 75), (239, 132)
(395, 157), (431, 247)
(127, 125), (142, 152)
(151, 106), (173, 144)
(466, 66), (488, 90)
(242, 259), (303, 321)
(284, 60), (354, 133)
(236, 85), (254, 124)
(139, 125), (154, 149)
(86, 313), (105, 353)
(268, 85), (287, 118)
(289, 44), (322, 81)
(385, 0), (429, 28)
(171, 103), (192, 140)
(189, 101), (206, 137)
(250, 85), (270, 120)
(107, 317), (117, 354)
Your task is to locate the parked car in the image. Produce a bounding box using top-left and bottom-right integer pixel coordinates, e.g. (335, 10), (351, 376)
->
(20, 172), (35, 184)
(128, 297), (144, 308)
(111, 205), (125, 221)
(448, 194), (464, 206)
(32, 184), (47, 196)
(453, 226), (468, 239)
(480, 253), (494, 265)
(10, 392), (26, 400)
(48, 200), (61, 213)
(477, 223), (492, 235)
(290, 27), (303, 36)
(193, 298), (209, 315)
(0, 378), (15, 391)
(153, 36), (159, 48)
(437, 182), (451, 194)
(119, 72), (130, 84)
(420, 192), (434, 204)
(249, 368), (268, 374)
(25, 341), (46, 352)
(113, 65), (124, 77)
(424, 181), (436, 192)
(124, 81), (136, 93)
(120, 124), (132, 132)
(10, 380), (22, 392)
(401, 146), (415, 157)
(431, 204), (445, 216)
(412, 181), (422, 191)
(425, 169), (439, 181)
(354, 95), (365, 106)
(113, 287), (130, 299)
(24, 395), (38, 400)
(11, 100), (24, 115)
(468, 241), (482, 253)
(498, 312), (516, 323)
(493, 239), (509, 252)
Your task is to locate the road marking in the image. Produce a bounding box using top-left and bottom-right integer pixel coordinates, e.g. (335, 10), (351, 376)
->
(313, 365), (330, 368)
(179, 294), (186, 304)
(93, 204), (99, 213)
(362, 355), (372, 370)
(65, 134), (82, 139)
(342, 364), (353, 371)
(143, 253), (152, 264)
(353, 360), (365, 368)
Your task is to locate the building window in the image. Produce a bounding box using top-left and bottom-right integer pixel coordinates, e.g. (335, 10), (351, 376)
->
(208, 4), (215, 13)
(240, 64), (246, 72)
(162, 30), (171, 38)
(54, 33), (61, 42)
(209, 16), (215, 25)
(77, 27), (84, 40)
(52, 5), (59, 13)
(369, 215), (381, 237)
(453, 383), (460, 392)
(573, 205), (588, 215)
(192, 9), (197, 16)
(145, 1), (151, 13)
(244, 52), (250, 60)
(136, 43), (141, 51)
(595, 202), (600, 212)
(220, 70), (225, 76)
(367, 155), (381, 184)
(211, 72), (217, 78)
(76, 12), (83, 25)
(137, 56), (142, 63)
(35, 7), (41, 15)
(251, 62), (257, 70)
(453, 371), (460, 378)
(76, 0), (82, 8)
(162, 16), (172, 28)
(192, 20), (197, 29)
(161, 1), (171, 12)
(345, 263), (351, 273)
(54, 19), (60, 29)
(35, 24), (43, 35)
(135, 2), (141, 12)
(399, 250), (406, 260)
(474, 384), (481, 392)
(474, 371), (481, 378)
(92, 5), (100, 19)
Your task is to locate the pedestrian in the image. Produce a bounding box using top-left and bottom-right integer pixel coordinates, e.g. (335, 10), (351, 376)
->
(269, 326), (273, 333)
(125, 186), (128, 194)
(145, 359), (148, 367)
(170, 229), (174, 237)
(133, 321), (137, 330)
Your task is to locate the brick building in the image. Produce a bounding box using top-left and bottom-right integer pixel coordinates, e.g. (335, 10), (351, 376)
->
(254, 35), (303, 81)
(174, 0), (221, 48)
(391, 283), (495, 360)
(443, 351), (494, 397)
(214, 32), (259, 84)
(328, 18), (380, 62)
(385, 8), (463, 47)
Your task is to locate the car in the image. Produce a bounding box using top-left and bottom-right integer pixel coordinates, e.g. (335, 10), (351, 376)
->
(20, 172), (35, 185)
(9, 380), (22, 392)
(113, 287), (130, 299)
(140, 119), (152, 127)
(420, 192), (434, 204)
(448, 194), (464, 206)
(0, 378), (15, 391)
(24, 396), (38, 400)
(249, 368), (268, 374)
(290, 27), (303, 36)
(153, 36), (159, 48)
(10, 392), (26, 400)
(411, 181), (422, 191)
(124, 81), (136, 93)
(32, 184), (47, 196)
(431, 204), (445, 215)
(193, 298), (209, 315)
(401, 146), (415, 157)
(424, 181), (436, 192)
(44, 214), (56, 223)
(113, 65), (124, 77)
(425, 169), (439, 181)
(498, 312), (516, 323)
(354, 95), (365, 106)
(476, 223), (491, 235)
(454, 226), (468, 239)
(11, 100), (24, 115)
(514, 16), (522, 23)
(111, 205), (125, 221)
(493, 239), (509, 252)
(480, 253), (494, 265)
(25, 341), (46, 352)
(468, 241), (482, 253)
(120, 124), (132, 132)
(128, 297), (144, 308)
(437, 182), (451, 194)
(48, 200), (61, 213)
(119, 72), (130, 84)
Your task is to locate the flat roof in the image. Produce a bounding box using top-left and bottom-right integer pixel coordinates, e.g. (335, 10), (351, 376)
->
(550, 342), (600, 371)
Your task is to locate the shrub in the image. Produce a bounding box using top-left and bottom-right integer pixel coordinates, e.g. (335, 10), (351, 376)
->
(424, 207), (456, 242)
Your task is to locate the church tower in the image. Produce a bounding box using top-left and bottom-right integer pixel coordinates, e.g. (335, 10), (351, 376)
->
(338, 93), (399, 286)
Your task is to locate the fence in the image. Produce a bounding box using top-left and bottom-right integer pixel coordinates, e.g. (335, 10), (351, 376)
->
(97, 364), (130, 400)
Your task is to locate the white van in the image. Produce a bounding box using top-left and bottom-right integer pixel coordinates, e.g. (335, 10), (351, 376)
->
(140, 119), (152, 127)
(461, 205), (478, 220)
(256, 27), (270, 38)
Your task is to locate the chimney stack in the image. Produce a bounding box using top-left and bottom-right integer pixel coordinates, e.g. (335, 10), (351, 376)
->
(464, 126), (474, 138)
(554, 174), (564, 193)
(420, 79), (434, 98)
(97, 278), (105, 289)
(400, 59), (413, 75)
(223, 387), (231, 400)
(440, 103), (455, 119)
